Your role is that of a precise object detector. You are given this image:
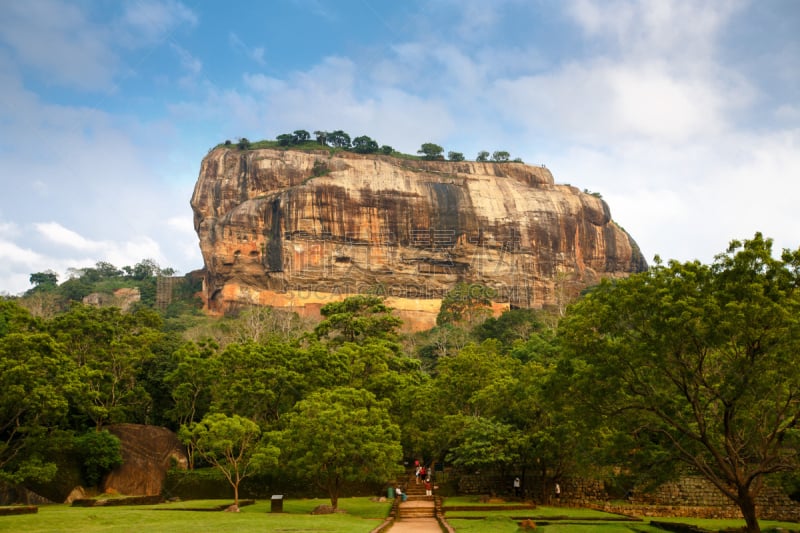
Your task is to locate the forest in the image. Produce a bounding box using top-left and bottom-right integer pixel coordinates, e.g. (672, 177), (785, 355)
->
(2, 234), (799, 532)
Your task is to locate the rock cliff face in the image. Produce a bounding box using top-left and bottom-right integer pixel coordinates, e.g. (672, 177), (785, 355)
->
(102, 424), (187, 496)
(191, 147), (646, 329)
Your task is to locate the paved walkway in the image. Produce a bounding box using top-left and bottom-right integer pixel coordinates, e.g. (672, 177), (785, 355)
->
(389, 500), (442, 533)
(387, 499), (441, 533)
(387, 517), (442, 532)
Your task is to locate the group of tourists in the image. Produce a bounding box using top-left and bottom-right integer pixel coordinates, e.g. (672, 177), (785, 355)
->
(415, 460), (433, 496)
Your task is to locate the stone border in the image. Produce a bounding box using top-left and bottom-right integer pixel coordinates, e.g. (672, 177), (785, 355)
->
(72, 495), (164, 507)
(0, 505), (38, 516)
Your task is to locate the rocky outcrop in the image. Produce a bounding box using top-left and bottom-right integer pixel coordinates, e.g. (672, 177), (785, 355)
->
(102, 424), (187, 496)
(191, 147), (647, 329)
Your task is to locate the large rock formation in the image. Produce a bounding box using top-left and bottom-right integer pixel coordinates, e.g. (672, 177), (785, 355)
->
(192, 147), (647, 329)
(102, 424), (187, 496)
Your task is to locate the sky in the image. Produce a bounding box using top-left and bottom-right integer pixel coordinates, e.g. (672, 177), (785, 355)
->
(0, 0), (798, 296)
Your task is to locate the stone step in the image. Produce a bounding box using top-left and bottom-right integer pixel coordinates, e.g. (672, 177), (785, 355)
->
(399, 509), (436, 519)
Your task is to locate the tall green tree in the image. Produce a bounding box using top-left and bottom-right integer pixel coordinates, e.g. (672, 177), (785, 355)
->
(181, 413), (279, 506)
(47, 305), (164, 427)
(210, 340), (304, 425)
(558, 234), (800, 533)
(0, 332), (81, 484)
(276, 387), (403, 509)
(165, 341), (216, 430)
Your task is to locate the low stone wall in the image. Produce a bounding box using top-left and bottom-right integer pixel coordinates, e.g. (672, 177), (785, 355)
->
(629, 477), (800, 522)
(455, 471), (800, 522)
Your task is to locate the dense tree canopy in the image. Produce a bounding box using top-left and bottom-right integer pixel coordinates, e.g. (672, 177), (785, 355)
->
(275, 387), (403, 508)
(6, 235), (800, 527)
(0, 332), (81, 484)
(558, 234), (800, 532)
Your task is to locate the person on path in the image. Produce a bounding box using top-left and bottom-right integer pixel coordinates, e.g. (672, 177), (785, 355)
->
(514, 477), (521, 497)
(425, 478), (432, 496)
(554, 482), (561, 500)
(415, 465), (421, 484)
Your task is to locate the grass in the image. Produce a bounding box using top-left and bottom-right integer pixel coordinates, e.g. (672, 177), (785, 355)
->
(442, 498), (626, 519)
(0, 497), (391, 533)
(440, 497), (800, 533)
(446, 516), (662, 533)
(655, 516), (800, 531)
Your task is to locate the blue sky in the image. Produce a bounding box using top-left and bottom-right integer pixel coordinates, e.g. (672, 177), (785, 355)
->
(1, 0), (798, 295)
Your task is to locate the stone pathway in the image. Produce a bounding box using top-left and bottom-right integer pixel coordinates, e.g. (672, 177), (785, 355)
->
(386, 470), (447, 533)
(388, 499), (441, 532)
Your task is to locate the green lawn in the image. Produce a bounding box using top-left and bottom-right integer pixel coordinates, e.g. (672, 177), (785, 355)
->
(446, 516), (662, 533)
(0, 498), (392, 533)
(442, 499), (629, 520)
(653, 516), (800, 532)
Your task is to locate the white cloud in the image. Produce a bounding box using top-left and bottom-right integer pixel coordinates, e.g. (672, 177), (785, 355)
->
(35, 222), (105, 252)
(0, 0), (118, 91)
(119, 0), (198, 46)
(567, 0), (742, 62)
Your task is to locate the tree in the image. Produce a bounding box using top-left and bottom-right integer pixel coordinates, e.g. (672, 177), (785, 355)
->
(127, 258), (161, 280)
(380, 145), (393, 155)
(476, 150), (490, 162)
(180, 413), (279, 506)
(328, 130), (351, 149)
(352, 135), (379, 154)
(448, 151), (465, 161)
(473, 308), (548, 353)
(558, 234), (800, 533)
(237, 137), (250, 150)
(446, 417), (523, 475)
(492, 151), (510, 162)
(313, 130), (328, 145)
(276, 387), (403, 509)
(436, 282), (492, 327)
(276, 133), (294, 146)
(315, 295), (402, 345)
(292, 129), (310, 143)
(0, 332), (81, 484)
(0, 299), (38, 337)
(417, 143), (444, 160)
(29, 271), (58, 290)
(73, 429), (123, 486)
(210, 340), (304, 425)
(164, 341), (216, 430)
(47, 305), (164, 427)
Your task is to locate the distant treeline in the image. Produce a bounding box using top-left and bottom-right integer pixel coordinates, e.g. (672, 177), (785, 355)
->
(221, 129), (523, 163)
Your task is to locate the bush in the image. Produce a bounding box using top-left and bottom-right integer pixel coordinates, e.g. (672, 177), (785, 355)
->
(74, 430), (123, 487)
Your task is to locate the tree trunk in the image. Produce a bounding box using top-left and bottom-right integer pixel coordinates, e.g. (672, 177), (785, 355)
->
(737, 491), (761, 533)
